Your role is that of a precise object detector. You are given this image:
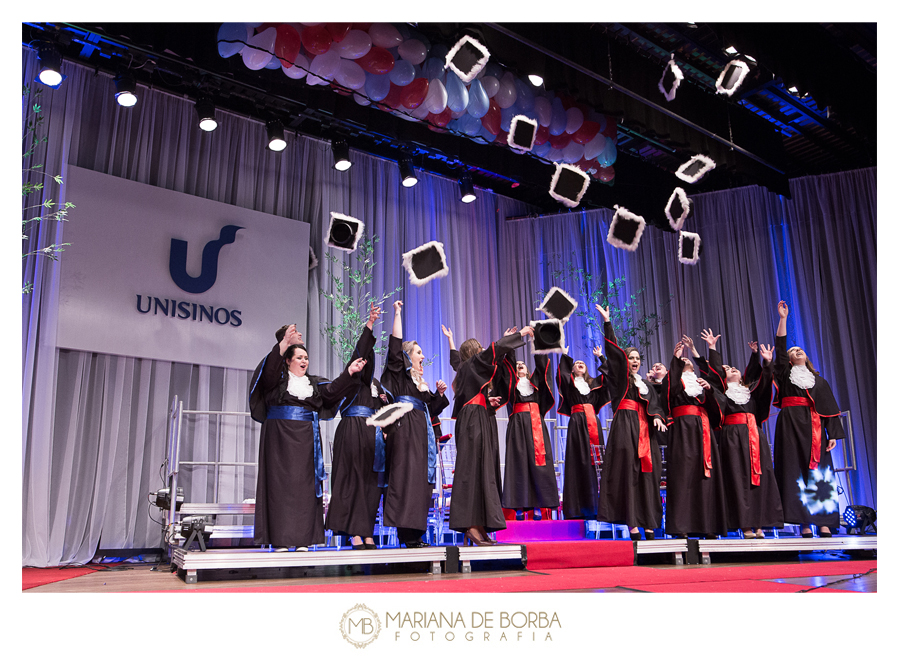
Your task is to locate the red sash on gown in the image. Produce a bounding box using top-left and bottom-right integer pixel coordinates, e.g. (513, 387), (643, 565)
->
(672, 404), (712, 478)
(513, 402), (547, 466)
(780, 396), (821, 469)
(617, 399), (653, 473)
(724, 412), (762, 486)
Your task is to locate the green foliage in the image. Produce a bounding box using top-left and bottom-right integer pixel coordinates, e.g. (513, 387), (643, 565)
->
(319, 233), (402, 364)
(23, 85), (74, 294)
(537, 256), (673, 358)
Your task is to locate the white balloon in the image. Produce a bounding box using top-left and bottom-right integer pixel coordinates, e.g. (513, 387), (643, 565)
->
(241, 27), (276, 70)
(565, 106), (584, 134)
(334, 59), (366, 89)
(282, 52), (310, 80)
(309, 49), (341, 83)
(481, 75), (499, 98)
(398, 38), (427, 65)
(533, 96), (552, 126)
(423, 78), (448, 114)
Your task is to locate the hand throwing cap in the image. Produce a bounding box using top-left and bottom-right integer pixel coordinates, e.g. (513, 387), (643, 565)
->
(675, 154), (716, 184)
(549, 163), (590, 208)
(402, 240), (450, 286)
(325, 212), (364, 253)
(665, 187), (693, 231)
(531, 319), (567, 354)
(606, 205), (647, 252)
(678, 230), (702, 265)
(445, 35), (490, 84)
(508, 115), (538, 152)
(365, 402), (415, 428)
(536, 286), (578, 322)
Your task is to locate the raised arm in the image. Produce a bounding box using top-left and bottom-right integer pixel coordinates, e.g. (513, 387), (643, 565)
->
(441, 324), (456, 351)
(774, 301), (790, 379)
(391, 300), (403, 339)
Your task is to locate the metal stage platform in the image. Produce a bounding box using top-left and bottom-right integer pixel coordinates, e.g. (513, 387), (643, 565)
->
(694, 535), (877, 564)
(171, 543), (528, 583)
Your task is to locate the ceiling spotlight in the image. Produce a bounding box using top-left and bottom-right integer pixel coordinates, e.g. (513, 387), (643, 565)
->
(787, 86), (799, 94)
(36, 43), (64, 87)
(743, 54), (757, 63)
(114, 73), (138, 107)
(527, 74), (544, 87)
(195, 98), (217, 132)
(724, 46), (738, 55)
(399, 158), (418, 187)
(332, 140), (351, 171)
(459, 174), (476, 203)
(266, 120), (287, 152)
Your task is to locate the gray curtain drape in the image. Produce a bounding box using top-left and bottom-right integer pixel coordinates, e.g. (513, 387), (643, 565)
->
(22, 47), (876, 566)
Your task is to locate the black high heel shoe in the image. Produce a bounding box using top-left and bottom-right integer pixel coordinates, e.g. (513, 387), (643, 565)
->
(629, 530), (642, 541)
(464, 530), (492, 547)
(644, 530), (655, 540)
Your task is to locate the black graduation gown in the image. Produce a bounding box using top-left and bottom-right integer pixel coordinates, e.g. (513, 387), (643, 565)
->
(772, 336), (845, 526)
(325, 326), (386, 538)
(379, 335), (448, 535)
(448, 333), (524, 533)
(501, 354), (560, 510)
(249, 345), (359, 547)
(704, 349), (784, 530)
(556, 353), (607, 520)
(663, 355), (728, 536)
(597, 321), (666, 529)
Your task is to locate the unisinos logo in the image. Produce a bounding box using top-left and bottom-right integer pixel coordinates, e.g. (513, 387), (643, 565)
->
(135, 224), (244, 327)
(340, 604), (382, 648)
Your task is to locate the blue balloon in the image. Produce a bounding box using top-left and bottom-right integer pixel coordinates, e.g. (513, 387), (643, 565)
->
(549, 97), (567, 135)
(466, 79), (489, 118)
(478, 123), (498, 143)
(364, 72), (391, 102)
(217, 23), (250, 58)
(483, 61), (503, 79)
(500, 104), (517, 132)
(513, 77), (535, 112)
(458, 113), (482, 136)
(533, 140), (551, 157)
(264, 56), (282, 70)
(390, 59), (415, 86)
(445, 71), (469, 113)
(423, 57), (445, 82)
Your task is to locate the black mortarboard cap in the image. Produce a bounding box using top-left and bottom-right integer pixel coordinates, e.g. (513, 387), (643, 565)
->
(549, 163), (590, 208)
(531, 319), (567, 355)
(678, 230), (702, 265)
(366, 402), (414, 428)
(536, 286), (578, 322)
(606, 205), (647, 252)
(445, 35), (490, 84)
(716, 59), (750, 96)
(659, 56), (684, 102)
(675, 154), (716, 184)
(508, 115), (538, 152)
(665, 187), (693, 231)
(402, 240), (450, 286)
(325, 212), (364, 253)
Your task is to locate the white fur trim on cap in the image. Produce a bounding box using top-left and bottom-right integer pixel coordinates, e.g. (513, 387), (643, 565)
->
(716, 59), (750, 97)
(678, 230), (702, 265)
(606, 205), (647, 252)
(675, 154), (716, 184)
(401, 240), (450, 287)
(365, 402), (415, 428)
(508, 115), (538, 152)
(325, 212), (364, 253)
(549, 163), (590, 208)
(535, 286), (578, 321)
(444, 35), (491, 84)
(665, 187), (693, 231)
(658, 56), (684, 102)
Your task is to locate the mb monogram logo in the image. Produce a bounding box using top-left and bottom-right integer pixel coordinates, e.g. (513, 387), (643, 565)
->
(340, 604), (381, 648)
(169, 224), (242, 293)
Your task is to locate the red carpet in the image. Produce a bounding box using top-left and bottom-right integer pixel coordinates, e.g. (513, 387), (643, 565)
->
(496, 520), (585, 542)
(157, 560), (874, 594)
(524, 540), (634, 570)
(23, 567), (98, 590)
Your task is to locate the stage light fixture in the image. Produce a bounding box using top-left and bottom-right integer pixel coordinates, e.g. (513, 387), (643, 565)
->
(114, 73), (138, 107)
(842, 505), (876, 534)
(195, 98), (217, 132)
(527, 73), (544, 87)
(459, 174), (476, 203)
(36, 42), (64, 87)
(151, 487), (183, 511)
(724, 46), (738, 55)
(332, 140), (352, 171)
(180, 515), (214, 551)
(787, 86), (799, 94)
(267, 120), (287, 152)
(399, 158), (418, 187)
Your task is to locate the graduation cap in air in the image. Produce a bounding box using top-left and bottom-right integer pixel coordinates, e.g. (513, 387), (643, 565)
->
(665, 187), (693, 231)
(325, 212), (364, 253)
(549, 163), (590, 208)
(675, 154), (716, 184)
(606, 205), (647, 252)
(508, 115), (538, 152)
(716, 58), (751, 97)
(308, 245), (319, 271)
(530, 319), (567, 355)
(536, 286), (578, 322)
(444, 35), (490, 84)
(402, 240), (450, 287)
(658, 55), (684, 102)
(365, 402), (415, 428)
(678, 230), (703, 265)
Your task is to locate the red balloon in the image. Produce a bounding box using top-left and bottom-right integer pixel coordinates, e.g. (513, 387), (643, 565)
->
(357, 46), (395, 74)
(495, 130), (509, 144)
(400, 77), (429, 109)
(431, 107), (452, 127)
(326, 23), (352, 42)
(352, 23), (372, 31)
(383, 83), (404, 109)
(548, 131), (572, 149)
(301, 24), (333, 56)
(274, 24), (302, 68)
(534, 124), (550, 145)
(592, 165), (615, 182)
(575, 157), (596, 174)
(481, 99), (501, 135)
(572, 120), (600, 145)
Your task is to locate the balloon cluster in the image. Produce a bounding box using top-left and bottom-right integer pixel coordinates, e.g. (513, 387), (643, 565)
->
(217, 22), (618, 184)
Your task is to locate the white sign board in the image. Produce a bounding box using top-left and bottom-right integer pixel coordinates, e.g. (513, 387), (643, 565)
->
(58, 167), (309, 370)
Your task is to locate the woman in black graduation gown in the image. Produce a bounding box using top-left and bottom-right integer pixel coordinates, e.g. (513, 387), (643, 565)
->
(448, 325), (534, 546)
(325, 304), (389, 549)
(249, 324), (365, 551)
(772, 301), (845, 537)
(695, 330), (784, 538)
(556, 351), (608, 521)
(595, 304), (668, 541)
(501, 354), (560, 520)
(663, 336), (728, 538)
(380, 301), (449, 548)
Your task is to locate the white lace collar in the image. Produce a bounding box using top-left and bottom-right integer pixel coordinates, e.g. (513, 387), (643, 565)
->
(573, 376), (591, 396)
(633, 373), (649, 396)
(789, 364), (816, 390)
(681, 371), (703, 398)
(517, 376), (535, 397)
(287, 372), (314, 400)
(725, 381), (751, 405)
